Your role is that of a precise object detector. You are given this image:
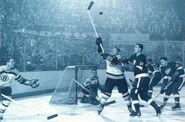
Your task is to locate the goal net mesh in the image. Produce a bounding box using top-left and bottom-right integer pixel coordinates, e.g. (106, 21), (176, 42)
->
(49, 65), (96, 105)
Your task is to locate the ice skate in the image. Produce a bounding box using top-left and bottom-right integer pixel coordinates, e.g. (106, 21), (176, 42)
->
(172, 103), (181, 111)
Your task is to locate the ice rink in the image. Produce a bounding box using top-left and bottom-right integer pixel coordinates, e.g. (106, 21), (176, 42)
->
(2, 87), (185, 122)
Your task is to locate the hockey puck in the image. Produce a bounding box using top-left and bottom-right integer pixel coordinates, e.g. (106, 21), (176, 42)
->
(99, 12), (103, 15)
(47, 114), (58, 120)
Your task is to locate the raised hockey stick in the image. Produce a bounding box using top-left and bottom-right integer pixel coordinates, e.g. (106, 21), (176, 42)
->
(87, 1), (98, 37)
(0, 94), (58, 120)
(87, 1), (105, 53)
(72, 79), (116, 106)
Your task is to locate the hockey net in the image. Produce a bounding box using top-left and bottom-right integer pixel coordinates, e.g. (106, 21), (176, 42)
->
(49, 65), (97, 105)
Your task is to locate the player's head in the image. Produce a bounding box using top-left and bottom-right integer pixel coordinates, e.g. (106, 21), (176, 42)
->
(91, 67), (97, 77)
(111, 47), (120, 55)
(135, 44), (143, 53)
(6, 58), (15, 70)
(160, 57), (168, 66)
(148, 58), (153, 64)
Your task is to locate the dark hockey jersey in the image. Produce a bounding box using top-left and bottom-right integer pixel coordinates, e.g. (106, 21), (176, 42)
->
(148, 64), (155, 75)
(128, 54), (148, 76)
(171, 66), (184, 82)
(160, 61), (177, 77)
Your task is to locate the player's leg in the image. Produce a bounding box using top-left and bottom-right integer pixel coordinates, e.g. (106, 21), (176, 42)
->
(89, 85), (99, 105)
(117, 78), (134, 114)
(98, 78), (114, 115)
(159, 84), (173, 110)
(140, 77), (161, 116)
(172, 93), (181, 110)
(171, 80), (183, 110)
(130, 77), (141, 116)
(80, 86), (91, 103)
(0, 87), (12, 120)
(148, 71), (162, 97)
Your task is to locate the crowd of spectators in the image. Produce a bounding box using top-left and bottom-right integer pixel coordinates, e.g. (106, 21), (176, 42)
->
(0, 0), (184, 71)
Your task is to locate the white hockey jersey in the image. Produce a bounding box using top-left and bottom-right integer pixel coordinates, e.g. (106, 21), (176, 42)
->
(106, 60), (124, 79)
(0, 65), (18, 87)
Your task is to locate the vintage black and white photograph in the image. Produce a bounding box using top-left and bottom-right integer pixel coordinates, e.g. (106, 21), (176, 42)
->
(0, 0), (185, 122)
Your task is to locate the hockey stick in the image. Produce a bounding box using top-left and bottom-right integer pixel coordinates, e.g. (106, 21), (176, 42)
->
(87, 1), (98, 37)
(1, 94), (26, 108)
(72, 79), (90, 94)
(154, 92), (161, 99)
(87, 1), (105, 53)
(73, 78), (100, 101)
(72, 79), (116, 106)
(0, 94), (58, 120)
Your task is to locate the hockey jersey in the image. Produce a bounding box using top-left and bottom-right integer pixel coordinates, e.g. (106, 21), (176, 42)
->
(160, 61), (177, 77)
(0, 65), (19, 87)
(171, 66), (184, 82)
(128, 53), (148, 76)
(105, 55), (124, 79)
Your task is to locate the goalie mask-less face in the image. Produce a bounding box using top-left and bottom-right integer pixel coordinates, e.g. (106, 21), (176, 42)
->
(6, 59), (15, 70)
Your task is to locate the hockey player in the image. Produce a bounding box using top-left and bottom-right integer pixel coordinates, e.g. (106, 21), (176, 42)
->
(147, 58), (155, 76)
(159, 60), (185, 111)
(148, 71), (162, 97)
(80, 68), (101, 105)
(0, 58), (40, 120)
(148, 59), (163, 97)
(95, 37), (134, 115)
(159, 57), (177, 95)
(128, 44), (161, 116)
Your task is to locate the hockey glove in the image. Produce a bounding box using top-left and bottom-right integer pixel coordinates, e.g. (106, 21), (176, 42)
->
(97, 45), (103, 53)
(101, 53), (108, 59)
(96, 37), (102, 45)
(24, 79), (40, 88)
(30, 79), (40, 88)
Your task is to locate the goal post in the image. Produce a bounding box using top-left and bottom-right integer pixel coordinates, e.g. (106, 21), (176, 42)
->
(49, 65), (97, 105)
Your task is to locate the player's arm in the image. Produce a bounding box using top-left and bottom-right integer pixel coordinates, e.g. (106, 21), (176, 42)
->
(135, 55), (146, 74)
(95, 37), (110, 59)
(96, 37), (104, 54)
(14, 69), (40, 88)
(160, 75), (171, 94)
(170, 70), (180, 82)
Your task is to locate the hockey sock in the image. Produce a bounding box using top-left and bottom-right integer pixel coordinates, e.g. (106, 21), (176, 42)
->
(100, 92), (110, 104)
(0, 100), (11, 114)
(150, 101), (161, 116)
(174, 94), (180, 104)
(162, 95), (169, 107)
(123, 94), (134, 113)
(97, 92), (110, 115)
(134, 103), (140, 113)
